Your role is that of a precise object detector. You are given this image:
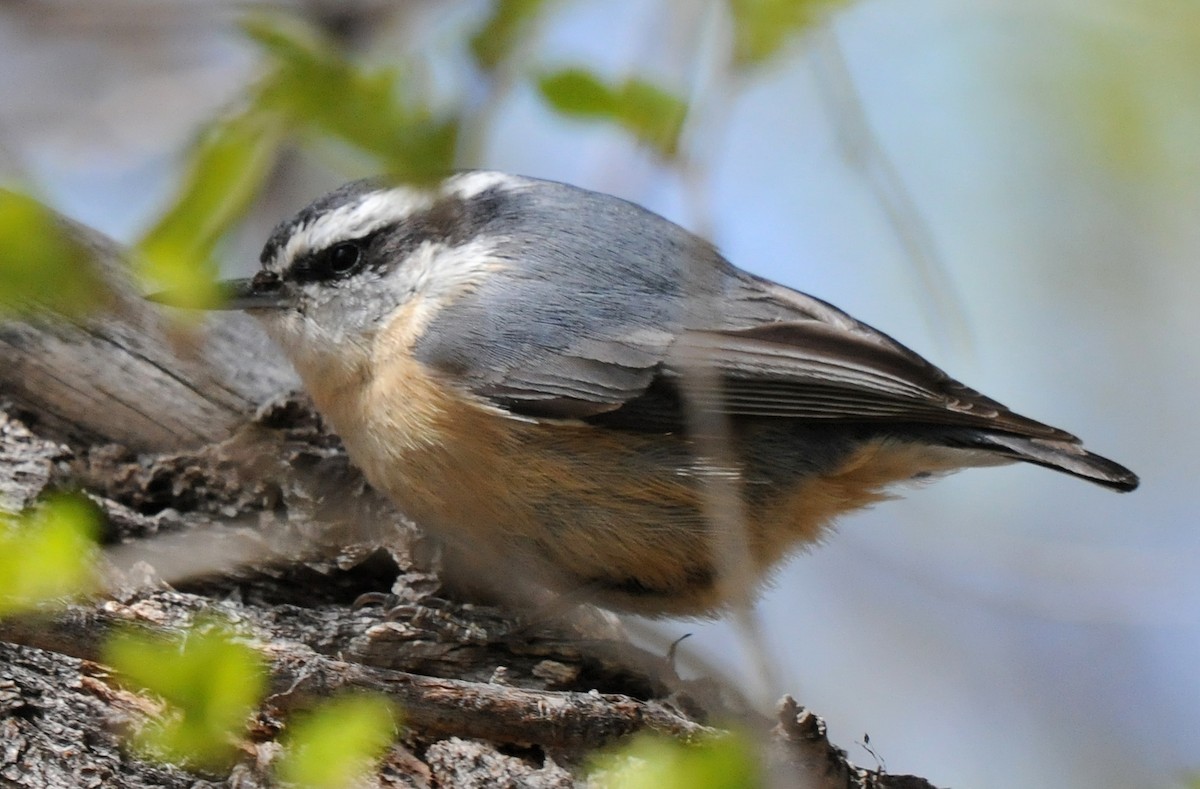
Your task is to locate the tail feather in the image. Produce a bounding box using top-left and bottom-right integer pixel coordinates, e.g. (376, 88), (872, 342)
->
(965, 433), (1139, 492)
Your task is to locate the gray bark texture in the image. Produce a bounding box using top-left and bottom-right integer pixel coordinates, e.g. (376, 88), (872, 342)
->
(0, 215), (939, 788)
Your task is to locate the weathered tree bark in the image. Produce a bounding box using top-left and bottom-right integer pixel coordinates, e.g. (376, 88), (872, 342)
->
(0, 216), (296, 453)
(0, 215), (940, 787)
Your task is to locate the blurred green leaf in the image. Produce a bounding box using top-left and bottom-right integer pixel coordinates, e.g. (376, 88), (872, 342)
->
(539, 68), (617, 114)
(0, 191), (113, 317)
(589, 731), (762, 789)
(0, 494), (100, 616)
(277, 695), (398, 788)
(137, 110), (283, 310)
(539, 69), (688, 159)
(244, 14), (457, 183)
(727, 0), (848, 69)
(470, 0), (552, 72)
(1059, 1), (1200, 182)
(613, 79), (689, 160)
(103, 617), (267, 770)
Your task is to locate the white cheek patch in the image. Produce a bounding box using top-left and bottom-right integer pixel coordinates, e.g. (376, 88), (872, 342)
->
(394, 237), (507, 304)
(376, 237), (509, 347)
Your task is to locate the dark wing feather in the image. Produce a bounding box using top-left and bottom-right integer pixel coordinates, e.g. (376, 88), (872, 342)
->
(468, 338), (672, 420)
(468, 315), (1075, 443)
(660, 322), (1077, 440)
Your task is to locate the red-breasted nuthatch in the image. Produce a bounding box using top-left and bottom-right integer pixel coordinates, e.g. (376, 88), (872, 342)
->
(175, 171), (1139, 616)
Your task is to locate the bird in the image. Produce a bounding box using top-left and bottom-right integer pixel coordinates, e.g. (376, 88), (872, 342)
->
(160, 170), (1139, 617)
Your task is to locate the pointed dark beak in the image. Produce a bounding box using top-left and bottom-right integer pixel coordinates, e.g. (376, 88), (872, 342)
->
(146, 270), (288, 311)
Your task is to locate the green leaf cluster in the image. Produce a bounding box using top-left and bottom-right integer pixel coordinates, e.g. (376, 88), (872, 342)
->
(134, 1), (856, 310)
(589, 731), (762, 789)
(526, 1), (854, 159)
(0, 191), (113, 317)
(0, 494), (100, 615)
(538, 69), (688, 160)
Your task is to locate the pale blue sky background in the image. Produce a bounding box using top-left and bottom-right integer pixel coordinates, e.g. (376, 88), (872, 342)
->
(2, 2), (1194, 787)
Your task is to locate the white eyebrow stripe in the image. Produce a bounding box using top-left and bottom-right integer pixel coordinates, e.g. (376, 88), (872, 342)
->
(446, 170), (526, 200)
(277, 187), (434, 268)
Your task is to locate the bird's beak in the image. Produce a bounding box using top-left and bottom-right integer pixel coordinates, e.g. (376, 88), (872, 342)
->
(146, 271), (288, 311)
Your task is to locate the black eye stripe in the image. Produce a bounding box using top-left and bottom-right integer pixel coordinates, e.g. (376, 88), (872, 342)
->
(287, 229), (390, 284)
(290, 243), (360, 284)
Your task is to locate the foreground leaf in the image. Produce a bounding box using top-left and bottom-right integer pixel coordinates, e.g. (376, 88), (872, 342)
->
(136, 111), (283, 310)
(0, 494), (101, 616)
(0, 191), (113, 316)
(103, 617), (267, 770)
(590, 731), (762, 789)
(277, 695), (398, 788)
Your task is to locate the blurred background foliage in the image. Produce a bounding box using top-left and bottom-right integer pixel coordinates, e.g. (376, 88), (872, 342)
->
(1054, 0), (1200, 183)
(0, 0), (1194, 786)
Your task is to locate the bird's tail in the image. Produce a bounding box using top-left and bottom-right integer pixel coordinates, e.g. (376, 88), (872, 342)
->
(960, 432), (1139, 492)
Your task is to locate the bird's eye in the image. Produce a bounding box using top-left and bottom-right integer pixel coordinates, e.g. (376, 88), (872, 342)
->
(325, 241), (362, 275)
